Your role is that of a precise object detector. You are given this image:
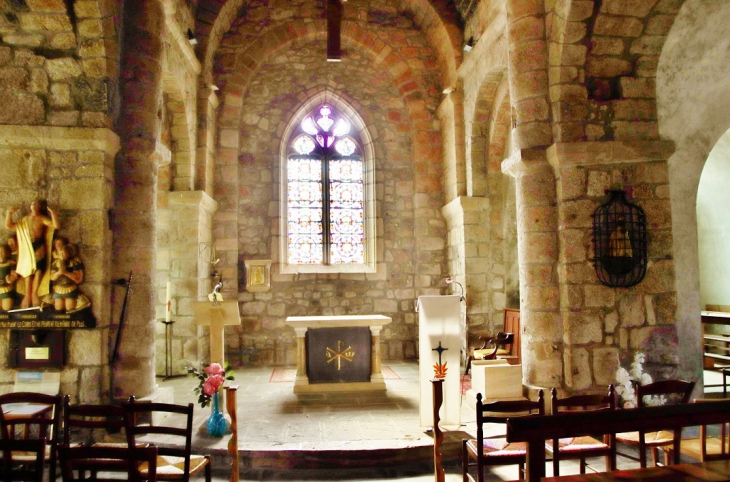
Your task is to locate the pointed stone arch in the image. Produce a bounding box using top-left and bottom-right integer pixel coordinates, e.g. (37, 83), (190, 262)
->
(197, 0), (461, 91)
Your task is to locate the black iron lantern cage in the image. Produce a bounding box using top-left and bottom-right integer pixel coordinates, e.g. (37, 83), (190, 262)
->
(592, 189), (648, 288)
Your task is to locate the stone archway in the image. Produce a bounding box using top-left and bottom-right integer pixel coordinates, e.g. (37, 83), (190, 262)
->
(658, 0), (730, 384)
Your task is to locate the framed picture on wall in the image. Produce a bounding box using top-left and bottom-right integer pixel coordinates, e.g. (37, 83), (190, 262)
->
(244, 259), (272, 292)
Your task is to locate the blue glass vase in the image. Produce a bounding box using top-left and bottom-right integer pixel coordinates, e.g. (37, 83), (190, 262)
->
(206, 391), (228, 437)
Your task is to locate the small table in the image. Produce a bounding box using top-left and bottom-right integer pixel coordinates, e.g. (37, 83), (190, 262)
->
(2, 403), (53, 439)
(542, 460), (730, 481)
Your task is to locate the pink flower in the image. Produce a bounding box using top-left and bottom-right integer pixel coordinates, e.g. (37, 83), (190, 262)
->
(203, 374), (224, 395)
(205, 363), (224, 376)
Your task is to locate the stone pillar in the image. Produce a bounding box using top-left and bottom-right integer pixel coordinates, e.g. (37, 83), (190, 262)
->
(294, 327), (307, 380)
(370, 325), (383, 382)
(502, 149), (562, 389)
(163, 191), (218, 373)
(442, 197), (499, 353)
(505, 0), (552, 151)
(196, 85), (219, 195)
(112, 0), (165, 399)
(547, 141), (682, 394)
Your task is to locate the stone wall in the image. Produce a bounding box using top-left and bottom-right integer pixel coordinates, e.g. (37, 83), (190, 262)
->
(211, 0), (450, 366)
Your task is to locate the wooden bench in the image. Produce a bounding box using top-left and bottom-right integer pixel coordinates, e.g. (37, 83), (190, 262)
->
(506, 399), (730, 482)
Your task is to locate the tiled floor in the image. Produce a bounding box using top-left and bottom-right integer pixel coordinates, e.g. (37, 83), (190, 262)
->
(155, 363), (721, 481)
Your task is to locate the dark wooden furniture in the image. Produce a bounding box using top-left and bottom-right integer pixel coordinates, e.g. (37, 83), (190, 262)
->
(62, 395), (126, 446)
(462, 390), (544, 482)
(542, 460), (730, 481)
(506, 398), (730, 482)
(0, 438), (46, 482)
(57, 444), (158, 481)
(615, 379), (695, 468)
(546, 386), (616, 476)
(124, 397), (212, 482)
(466, 308), (520, 375)
(226, 385), (239, 482)
(701, 311), (730, 366)
(663, 398), (730, 462)
(0, 392), (62, 482)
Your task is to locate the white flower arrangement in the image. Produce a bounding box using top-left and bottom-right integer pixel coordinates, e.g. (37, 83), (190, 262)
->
(614, 352), (666, 408)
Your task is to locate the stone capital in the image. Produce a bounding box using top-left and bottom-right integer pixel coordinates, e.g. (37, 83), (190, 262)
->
(546, 140), (676, 171)
(441, 196), (489, 226)
(0, 125), (120, 156)
(501, 147), (550, 178)
(168, 190), (218, 215)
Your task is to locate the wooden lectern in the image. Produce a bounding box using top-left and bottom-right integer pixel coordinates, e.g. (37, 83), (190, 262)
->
(193, 296), (240, 366)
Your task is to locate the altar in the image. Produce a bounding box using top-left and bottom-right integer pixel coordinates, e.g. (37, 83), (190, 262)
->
(284, 315), (392, 393)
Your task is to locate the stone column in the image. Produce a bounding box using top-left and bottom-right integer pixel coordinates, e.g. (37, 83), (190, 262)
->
(165, 191), (217, 373)
(294, 327), (307, 381)
(196, 85), (219, 195)
(112, 0), (165, 399)
(547, 141), (681, 393)
(505, 0), (552, 151)
(370, 325), (383, 382)
(442, 197), (497, 358)
(502, 149), (562, 389)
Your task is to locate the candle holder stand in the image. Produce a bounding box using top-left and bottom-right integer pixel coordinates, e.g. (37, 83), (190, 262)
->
(157, 319), (186, 381)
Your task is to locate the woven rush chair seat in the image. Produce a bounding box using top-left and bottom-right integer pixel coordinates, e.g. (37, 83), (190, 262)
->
(616, 379), (695, 468)
(616, 430), (675, 445)
(57, 443), (158, 482)
(465, 438), (528, 458)
(548, 436), (611, 453)
(139, 454), (209, 478)
(124, 396), (211, 482)
(546, 386), (617, 476)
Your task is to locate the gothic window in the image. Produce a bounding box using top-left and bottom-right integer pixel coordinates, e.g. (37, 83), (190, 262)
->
(286, 105), (368, 267)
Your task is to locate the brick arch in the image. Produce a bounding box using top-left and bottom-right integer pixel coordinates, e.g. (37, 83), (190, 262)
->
(467, 70), (507, 197)
(197, 0), (461, 90)
(215, 21), (439, 149)
(549, 0), (687, 142)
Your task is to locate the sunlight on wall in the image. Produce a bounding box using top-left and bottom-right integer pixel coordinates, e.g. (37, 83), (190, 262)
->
(697, 127), (730, 309)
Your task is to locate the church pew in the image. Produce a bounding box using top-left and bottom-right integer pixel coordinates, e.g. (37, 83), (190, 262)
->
(506, 399), (730, 482)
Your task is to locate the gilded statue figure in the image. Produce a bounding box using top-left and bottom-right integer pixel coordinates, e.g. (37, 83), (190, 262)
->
(51, 243), (84, 312)
(4, 200), (60, 308)
(0, 244), (18, 311)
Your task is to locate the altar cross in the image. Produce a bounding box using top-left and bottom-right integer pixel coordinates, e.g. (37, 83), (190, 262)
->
(326, 0), (343, 61)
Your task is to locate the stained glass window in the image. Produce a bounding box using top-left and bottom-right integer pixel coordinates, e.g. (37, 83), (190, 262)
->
(287, 105), (366, 266)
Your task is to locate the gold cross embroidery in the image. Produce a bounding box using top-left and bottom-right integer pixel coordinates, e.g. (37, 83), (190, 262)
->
(325, 340), (355, 370)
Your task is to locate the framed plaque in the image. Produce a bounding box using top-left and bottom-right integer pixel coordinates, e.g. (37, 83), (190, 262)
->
(9, 330), (66, 369)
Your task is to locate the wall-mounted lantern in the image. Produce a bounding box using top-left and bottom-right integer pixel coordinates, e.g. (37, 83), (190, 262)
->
(592, 189), (648, 288)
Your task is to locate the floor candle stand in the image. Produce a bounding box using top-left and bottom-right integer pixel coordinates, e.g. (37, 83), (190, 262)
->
(157, 319), (185, 381)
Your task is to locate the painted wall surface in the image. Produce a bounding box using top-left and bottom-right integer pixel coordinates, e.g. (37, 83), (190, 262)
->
(658, 0), (730, 383)
(696, 130), (730, 309)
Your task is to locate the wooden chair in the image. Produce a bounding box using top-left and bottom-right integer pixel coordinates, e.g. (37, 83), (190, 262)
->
(124, 397), (211, 482)
(662, 398), (730, 462)
(57, 443), (158, 481)
(615, 379), (695, 468)
(0, 392), (62, 482)
(0, 438), (45, 482)
(546, 385), (616, 476)
(465, 308), (520, 375)
(462, 390), (544, 482)
(63, 395), (126, 447)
